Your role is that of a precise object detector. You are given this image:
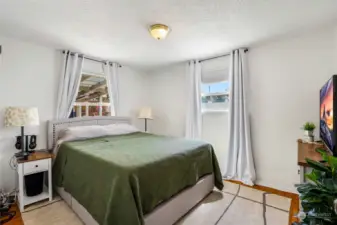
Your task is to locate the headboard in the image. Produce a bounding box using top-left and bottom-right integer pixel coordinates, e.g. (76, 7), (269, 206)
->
(47, 116), (131, 149)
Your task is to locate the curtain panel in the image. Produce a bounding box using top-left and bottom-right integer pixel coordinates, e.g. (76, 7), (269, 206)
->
(223, 49), (256, 185)
(185, 60), (202, 139)
(56, 51), (84, 119)
(104, 62), (119, 116)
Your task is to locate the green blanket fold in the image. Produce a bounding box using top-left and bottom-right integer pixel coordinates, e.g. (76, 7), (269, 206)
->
(53, 132), (223, 225)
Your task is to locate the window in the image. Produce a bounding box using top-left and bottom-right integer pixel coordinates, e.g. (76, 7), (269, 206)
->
(201, 81), (229, 112)
(200, 55), (230, 113)
(70, 74), (111, 118)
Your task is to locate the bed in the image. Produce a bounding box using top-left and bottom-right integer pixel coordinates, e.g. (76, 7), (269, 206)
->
(48, 116), (223, 225)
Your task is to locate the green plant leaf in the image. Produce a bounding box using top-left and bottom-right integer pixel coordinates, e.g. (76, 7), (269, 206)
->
(301, 196), (323, 204)
(306, 158), (331, 172)
(303, 122), (316, 131)
(316, 148), (329, 162)
(305, 170), (321, 183)
(297, 182), (316, 192)
(296, 154), (337, 225)
(321, 178), (337, 192)
(327, 156), (337, 172)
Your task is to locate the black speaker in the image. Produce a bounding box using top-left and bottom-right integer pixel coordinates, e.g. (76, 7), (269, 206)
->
(15, 136), (22, 150)
(29, 135), (37, 150)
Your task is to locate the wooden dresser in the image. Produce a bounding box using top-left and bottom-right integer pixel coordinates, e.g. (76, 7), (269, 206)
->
(297, 139), (330, 183)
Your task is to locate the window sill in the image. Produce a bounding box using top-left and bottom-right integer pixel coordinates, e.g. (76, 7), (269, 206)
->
(202, 109), (229, 114)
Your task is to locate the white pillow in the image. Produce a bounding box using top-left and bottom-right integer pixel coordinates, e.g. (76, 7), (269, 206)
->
(59, 125), (108, 142)
(58, 124), (139, 142)
(104, 124), (139, 135)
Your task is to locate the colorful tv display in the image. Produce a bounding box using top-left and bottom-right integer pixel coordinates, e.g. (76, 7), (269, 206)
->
(320, 76), (336, 155)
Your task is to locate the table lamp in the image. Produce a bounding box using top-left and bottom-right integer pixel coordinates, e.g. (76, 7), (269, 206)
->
(4, 107), (39, 157)
(138, 107), (153, 132)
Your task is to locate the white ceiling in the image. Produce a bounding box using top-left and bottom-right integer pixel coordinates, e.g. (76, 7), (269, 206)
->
(0, 0), (337, 70)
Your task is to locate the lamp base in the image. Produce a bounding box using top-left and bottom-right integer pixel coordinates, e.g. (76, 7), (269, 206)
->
(17, 125), (29, 160)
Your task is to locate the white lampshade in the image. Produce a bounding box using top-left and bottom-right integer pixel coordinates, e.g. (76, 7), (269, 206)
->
(138, 107), (153, 120)
(4, 107), (40, 127)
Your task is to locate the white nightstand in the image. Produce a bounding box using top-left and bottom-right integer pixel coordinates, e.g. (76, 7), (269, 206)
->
(16, 151), (54, 212)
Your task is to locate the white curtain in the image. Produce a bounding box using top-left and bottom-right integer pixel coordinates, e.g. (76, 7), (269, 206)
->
(185, 60), (202, 139)
(56, 51), (84, 119)
(104, 62), (119, 116)
(223, 49), (256, 185)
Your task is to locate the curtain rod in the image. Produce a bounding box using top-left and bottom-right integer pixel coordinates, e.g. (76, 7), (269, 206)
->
(62, 51), (122, 68)
(198, 48), (248, 63)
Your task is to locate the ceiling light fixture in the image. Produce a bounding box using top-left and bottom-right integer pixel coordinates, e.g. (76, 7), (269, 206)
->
(149, 24), (171, 40)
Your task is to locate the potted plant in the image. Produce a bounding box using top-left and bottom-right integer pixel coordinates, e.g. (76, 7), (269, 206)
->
(303, 122), (316, 142)
(293, 149), (337, 224)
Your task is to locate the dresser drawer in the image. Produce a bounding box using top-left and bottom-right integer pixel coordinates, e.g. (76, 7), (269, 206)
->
(23, 159), (49, 175)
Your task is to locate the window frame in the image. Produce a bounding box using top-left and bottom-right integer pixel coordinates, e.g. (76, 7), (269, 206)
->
(71, 73), (112, 118)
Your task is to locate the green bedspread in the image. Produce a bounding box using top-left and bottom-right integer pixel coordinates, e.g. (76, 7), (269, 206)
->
(53, 132), (223, 225)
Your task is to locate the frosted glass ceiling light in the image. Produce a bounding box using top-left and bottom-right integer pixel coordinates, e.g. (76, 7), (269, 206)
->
(149, 24), (171, 40)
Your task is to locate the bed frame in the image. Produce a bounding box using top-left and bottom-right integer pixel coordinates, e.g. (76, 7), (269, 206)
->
(48, 116), (214, 225)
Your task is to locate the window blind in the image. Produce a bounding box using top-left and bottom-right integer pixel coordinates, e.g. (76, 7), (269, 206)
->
(201, 55), (230, 83)
(82, 59), (105, 75)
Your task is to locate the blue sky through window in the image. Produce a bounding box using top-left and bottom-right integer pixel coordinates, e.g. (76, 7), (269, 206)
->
(201, 82), (229, 94)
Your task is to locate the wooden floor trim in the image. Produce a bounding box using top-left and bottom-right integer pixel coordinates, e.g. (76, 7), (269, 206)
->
(226, 180), (299, 225)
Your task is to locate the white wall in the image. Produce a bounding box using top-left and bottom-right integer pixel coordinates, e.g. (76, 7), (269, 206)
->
(0, 36), (147, 191)
(147, 25), (337, 192)
(0, 36), (60, 191)
(248, 26), (337, 192)
(119, 66), (149, 129)
(147, 64), (187, 137)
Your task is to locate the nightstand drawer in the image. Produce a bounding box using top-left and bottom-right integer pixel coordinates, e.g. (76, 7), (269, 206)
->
(23, 159), (49, 175)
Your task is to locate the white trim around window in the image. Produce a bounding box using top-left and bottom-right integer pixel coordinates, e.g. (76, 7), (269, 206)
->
(73, 102), (111, 117)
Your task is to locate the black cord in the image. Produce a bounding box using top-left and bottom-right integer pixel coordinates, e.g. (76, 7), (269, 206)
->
(214, 184), (241, 225)
(0, 210), (16, 224)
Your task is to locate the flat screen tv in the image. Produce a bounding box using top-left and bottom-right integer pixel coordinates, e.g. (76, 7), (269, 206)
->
(320, 75), (337, 156)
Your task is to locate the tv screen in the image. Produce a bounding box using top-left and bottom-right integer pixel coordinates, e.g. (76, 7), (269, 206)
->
(320, 77), (334, 153)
